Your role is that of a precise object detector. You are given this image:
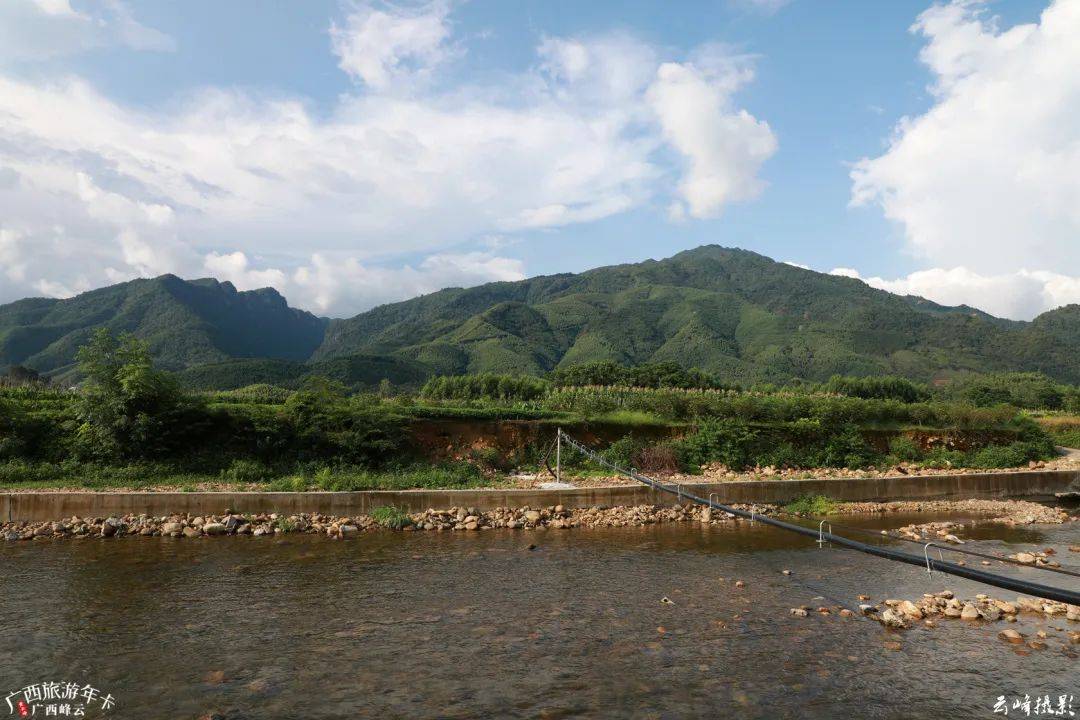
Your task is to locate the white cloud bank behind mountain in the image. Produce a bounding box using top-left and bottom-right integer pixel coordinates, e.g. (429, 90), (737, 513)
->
(0, 0), (776, 316)
(850, 0), (1080, 320)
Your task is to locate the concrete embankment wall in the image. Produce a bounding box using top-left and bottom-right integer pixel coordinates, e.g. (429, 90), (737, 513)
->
(3, 470), (1079, 522)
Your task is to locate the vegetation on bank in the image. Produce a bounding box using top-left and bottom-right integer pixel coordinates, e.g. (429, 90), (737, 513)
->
(0, 331), (1063, 490)
(781, 494), (840, 516)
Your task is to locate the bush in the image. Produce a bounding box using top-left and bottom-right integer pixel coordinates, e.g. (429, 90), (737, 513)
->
(600, 435), (639, 470)
(969, 441), (1046, 469)
(220, 459), (271, 484)
(783, 494), (838, 515)
(370, 505), (412, 529)
(267, 476), (308, 492)
(675, 419), (760, 470)
(887, 436), (921, 462)
(820, 424), (879, 469)
(946, 372), (1066, 410)
(822, 375), (929, 403)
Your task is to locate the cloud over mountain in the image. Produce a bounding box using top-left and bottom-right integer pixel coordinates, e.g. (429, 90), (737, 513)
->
(0, 1), (775, 316)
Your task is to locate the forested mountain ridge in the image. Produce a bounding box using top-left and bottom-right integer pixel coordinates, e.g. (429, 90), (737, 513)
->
(312, 246), (1080, 384)
(6, 245), (1080, 386)
(0, 274), (327, 380)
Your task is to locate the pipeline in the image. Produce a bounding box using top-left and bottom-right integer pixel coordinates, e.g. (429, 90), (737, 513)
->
(815, 517), (1080, 579)
(558, 430), (1080, 606)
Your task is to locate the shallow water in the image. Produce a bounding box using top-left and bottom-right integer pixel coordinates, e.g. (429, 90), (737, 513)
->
(1, 513), (1078, 719)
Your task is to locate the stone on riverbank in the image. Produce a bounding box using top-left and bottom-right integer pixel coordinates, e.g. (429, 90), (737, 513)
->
(999, 629), (1024, 644)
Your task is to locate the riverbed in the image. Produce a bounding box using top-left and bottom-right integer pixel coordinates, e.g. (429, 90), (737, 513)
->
(2, 512), (1078, 719)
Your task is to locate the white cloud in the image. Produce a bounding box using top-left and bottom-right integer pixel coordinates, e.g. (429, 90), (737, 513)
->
(289, 250), (525, 313)
(852, 0), (1080, 275)
(731, 0), (792, 14)
(330, 1), (456, 90)
(0, 5), (773, 316)
(647, 47), (777, 219)
(0, 0), (174, 62)
(829, 266), (1080, 321)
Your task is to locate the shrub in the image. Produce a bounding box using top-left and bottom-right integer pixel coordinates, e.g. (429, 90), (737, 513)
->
(822, 375), (929, 403)
(600, 435), (639, 470)
(267, 476), (308, 492)
(887, 436), (921, 462)
(820, 424), (880, 469)
(470, 446), (508, 472)
(220, 459), (271, 484)
(969, 441), (1046, 469)
(675, 419), (760, 470)
(370, 505), (412, 529)
(783, 494), (838, 515)
(633, 444), (680, 474)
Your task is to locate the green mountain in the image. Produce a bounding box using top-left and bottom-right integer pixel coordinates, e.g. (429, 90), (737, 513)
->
(312, 246), (1080, 384)
(7, 246), (1080, 387)
(0, 275), (327, 379)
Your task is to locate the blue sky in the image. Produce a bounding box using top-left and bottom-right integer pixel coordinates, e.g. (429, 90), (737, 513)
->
(0, 0), (1076, 320)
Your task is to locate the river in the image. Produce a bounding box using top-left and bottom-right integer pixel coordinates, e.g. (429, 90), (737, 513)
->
(2, 511), (1078, 719)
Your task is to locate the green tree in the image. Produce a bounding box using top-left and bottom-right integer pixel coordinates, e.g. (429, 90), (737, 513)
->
(72, 328), (184, 460)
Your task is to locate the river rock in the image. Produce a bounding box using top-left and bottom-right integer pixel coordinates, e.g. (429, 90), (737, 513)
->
(789, 608), (808, 617)
(162, 522), (182, 535)
(523, 511), (542, 523)
(182, 526), (201, 538)
(898, 601), (923, 619)
(880, 608), (907, 628)
(994, 600), (1017, 614)
(960, 604), (980, 620)
(1015, 552), (1036, 564)
(100, 522), (117, 538)
(999, 628), (1024, 644)
(203, 523), (227, 536)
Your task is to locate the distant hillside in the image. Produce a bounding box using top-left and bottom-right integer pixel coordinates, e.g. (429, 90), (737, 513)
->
(0, 275), (327, 379)
(313, 246), (1080, 384)
(7, 246), (1080, 387)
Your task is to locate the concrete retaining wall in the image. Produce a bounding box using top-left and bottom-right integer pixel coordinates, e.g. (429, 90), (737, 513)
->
(3, 470), (1079, 522)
